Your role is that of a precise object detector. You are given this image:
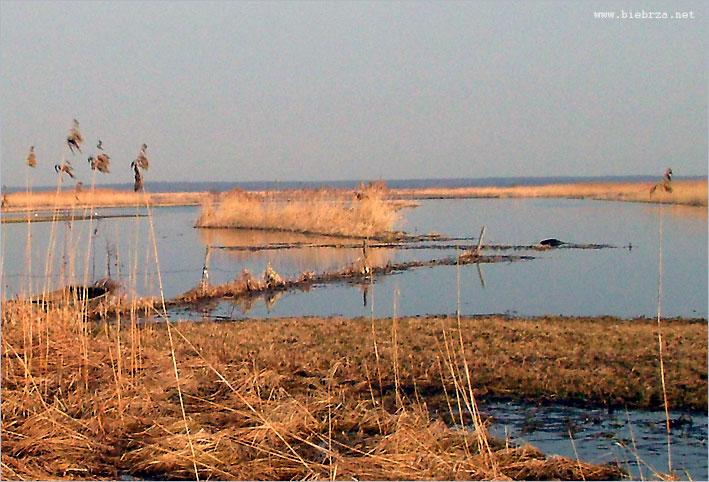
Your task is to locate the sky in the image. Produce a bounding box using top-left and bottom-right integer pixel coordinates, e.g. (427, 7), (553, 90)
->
(1, 1), (707, 188)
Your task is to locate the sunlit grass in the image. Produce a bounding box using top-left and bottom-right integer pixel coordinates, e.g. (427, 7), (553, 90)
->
(394, 179), (708, 206)
(196, 183), (401, 239)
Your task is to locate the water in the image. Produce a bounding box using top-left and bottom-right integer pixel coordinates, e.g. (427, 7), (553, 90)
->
(484, 401), (707, 481)
(2, 197), (706, 478)
(2, 199), (706, 319)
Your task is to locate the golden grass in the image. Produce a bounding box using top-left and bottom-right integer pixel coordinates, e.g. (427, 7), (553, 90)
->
(3, 295), (705, 480)
(1, 188), (208, 212)
(3, 180), (704, 215)
(5, 299), (677, 480)
(195, 184), (401, 239)
(392, 179), (708, 206)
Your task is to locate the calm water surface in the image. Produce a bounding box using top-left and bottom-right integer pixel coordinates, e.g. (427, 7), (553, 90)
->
(483, 401), (707, 481)
(2, 199), (707, 318)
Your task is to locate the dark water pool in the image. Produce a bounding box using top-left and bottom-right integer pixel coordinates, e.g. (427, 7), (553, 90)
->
(483, 401), (707, 481)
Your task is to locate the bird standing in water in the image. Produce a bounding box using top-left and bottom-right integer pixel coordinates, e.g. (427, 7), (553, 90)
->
(67, 119), (83, 154)
(27, 146), (36, 168)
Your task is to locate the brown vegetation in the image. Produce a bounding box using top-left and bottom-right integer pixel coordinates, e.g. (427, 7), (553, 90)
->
(3, 180), (704, 215)
(195, 183), (401, 239)
(6, 300), (685, 479)
(391, 179), (708, 207)
(1, 188), (209, 213)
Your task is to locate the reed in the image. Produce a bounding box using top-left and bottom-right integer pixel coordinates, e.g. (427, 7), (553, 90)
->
(1, 189), (208, 212)
(392, 179), (708, 207)
(3, 303), (641, 480)
(195, 183), (400, 239)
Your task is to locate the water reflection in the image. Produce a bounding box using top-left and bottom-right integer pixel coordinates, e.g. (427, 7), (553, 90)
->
(199, 228), (395, 277)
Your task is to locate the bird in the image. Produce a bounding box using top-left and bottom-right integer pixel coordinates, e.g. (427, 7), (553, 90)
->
(27, 146), (36, 168)
(67, 119), (83, 154)
(88, 153), (111, 173)
(133, 162), (143, 191)
(132, 143), (149, 170)
(55, 161), (76, 179)
(96, 139), (103, 151)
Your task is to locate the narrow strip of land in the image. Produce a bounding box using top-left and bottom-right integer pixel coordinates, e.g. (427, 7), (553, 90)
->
(2, 179), (706, 212)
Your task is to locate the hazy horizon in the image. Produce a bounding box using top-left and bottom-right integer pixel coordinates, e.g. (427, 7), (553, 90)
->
(2, 1), (707, 188)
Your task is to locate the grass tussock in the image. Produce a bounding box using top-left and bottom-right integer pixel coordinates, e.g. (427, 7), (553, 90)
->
(195, 183), (401, 239)
(1, 302), (648, 480)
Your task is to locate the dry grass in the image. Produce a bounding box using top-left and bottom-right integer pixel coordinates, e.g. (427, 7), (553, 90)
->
(2, 301), (665, 480)
(3, 180), (704, 215)
(1, 188), (208, 212)
(392, 179), (708, 206)
(196, 183), (401, 239)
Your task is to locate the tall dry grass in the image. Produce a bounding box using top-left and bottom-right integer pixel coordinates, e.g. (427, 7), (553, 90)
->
(2, 303), (640, 480)
(195, 183), (400, 239)
(1, 189), (208, 213)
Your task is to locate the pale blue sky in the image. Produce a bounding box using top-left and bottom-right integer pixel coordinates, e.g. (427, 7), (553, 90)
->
(1, 1), (707, 187)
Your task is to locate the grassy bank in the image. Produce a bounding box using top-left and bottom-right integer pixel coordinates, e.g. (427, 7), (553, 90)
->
(2, 302), (704, 480)
(391, 179), (708, 207)
(1, 188), (208, 213)
(3, 180), (706, 215)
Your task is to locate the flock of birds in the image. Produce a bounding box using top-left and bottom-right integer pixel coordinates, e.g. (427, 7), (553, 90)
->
(27, 119), (150, 192)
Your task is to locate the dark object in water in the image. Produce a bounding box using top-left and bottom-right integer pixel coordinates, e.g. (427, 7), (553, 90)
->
(539, 238), (564, 247)
(32, 278), (120, 308)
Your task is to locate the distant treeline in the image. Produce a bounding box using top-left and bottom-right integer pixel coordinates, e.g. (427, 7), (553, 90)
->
(4, 175), (707, 194)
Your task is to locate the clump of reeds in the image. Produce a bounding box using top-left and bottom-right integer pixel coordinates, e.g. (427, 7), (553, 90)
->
(195, 182), (400, 239)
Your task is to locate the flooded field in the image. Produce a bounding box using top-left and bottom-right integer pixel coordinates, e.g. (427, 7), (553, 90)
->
(4, 198), (705, 318)
(1, 197), (707, 480)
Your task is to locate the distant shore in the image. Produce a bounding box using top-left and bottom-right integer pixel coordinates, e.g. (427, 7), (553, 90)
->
(391, 179), (707, 206)
(1, 179), (706, 215)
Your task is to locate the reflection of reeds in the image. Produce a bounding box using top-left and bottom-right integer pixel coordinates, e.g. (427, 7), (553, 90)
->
(196, 184), (400, 239)
(199, 228), (395, 274)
